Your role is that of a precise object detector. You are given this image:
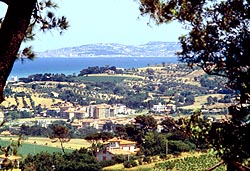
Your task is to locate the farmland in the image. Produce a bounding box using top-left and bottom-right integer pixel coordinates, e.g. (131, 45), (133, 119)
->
(103, 153), (226, 171)
(0, 136), (91, 156)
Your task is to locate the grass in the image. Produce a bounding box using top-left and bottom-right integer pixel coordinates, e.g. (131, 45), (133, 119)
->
(1, 96), (62, 109)
(0, 139), (72, 157)
(15, 117), (67, 122)
(0, 136), (91, 156)
(181, 94), (227, 110)
(103, 152), (213, 171)
(75, 74), (143, 83)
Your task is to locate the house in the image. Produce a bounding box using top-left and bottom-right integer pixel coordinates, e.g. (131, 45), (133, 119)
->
(94, 104), (111, 119)
(81, 119), (98, 129)
(151, 103), (166, 113)
(61, 107), (75, 119)
(151, 103), (176, 114)
(115, 104), (127, 114)
(96, 137), (139, 161)
(0, 110), (4, 122)
(74, 107), (88, 119)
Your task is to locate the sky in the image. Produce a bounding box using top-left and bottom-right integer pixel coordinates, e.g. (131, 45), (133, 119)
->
(0, 0), (187, 52)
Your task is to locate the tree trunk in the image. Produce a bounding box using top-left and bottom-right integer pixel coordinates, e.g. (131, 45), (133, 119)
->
(59, 138), (66, 154)
(0, 0), (36, 103)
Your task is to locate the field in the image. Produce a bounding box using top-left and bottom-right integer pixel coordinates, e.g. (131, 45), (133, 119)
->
(0, 136), (91, 156)
(1, 96), (62, 109)
(0, 139), (73, 156)
(104, 152), (226, 171)
(75, 74), (143, 83)
(180, 94), (227, 110)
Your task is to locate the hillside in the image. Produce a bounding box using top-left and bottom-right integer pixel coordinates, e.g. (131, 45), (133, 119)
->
(36, 41), (180, 57)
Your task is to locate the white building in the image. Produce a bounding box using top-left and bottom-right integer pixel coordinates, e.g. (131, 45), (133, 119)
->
(96, 137), (139, 161)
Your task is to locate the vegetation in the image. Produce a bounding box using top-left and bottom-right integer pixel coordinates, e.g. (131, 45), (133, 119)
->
(0, 0), (249, 170)
(138, 0), (249, 170)
(3, 63), (231, 111)
(0, 139), (73, 156)
(20, 148), (101, 171)
(0, 0), (68, 103)
(154, 153), (226, 171)
(49, 125), (71, 154)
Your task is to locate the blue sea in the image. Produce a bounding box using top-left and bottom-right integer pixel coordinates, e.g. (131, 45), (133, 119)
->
(9, 57), (178, 78)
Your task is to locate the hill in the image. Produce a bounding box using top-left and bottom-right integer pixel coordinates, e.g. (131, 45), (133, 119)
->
(36, 41), (180, 57)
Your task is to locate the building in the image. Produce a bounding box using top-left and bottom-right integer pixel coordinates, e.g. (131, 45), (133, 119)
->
(94, 104), (111, 119)
(74, 107), (88, 119)
(0, 110), (4, 122)
(96, 137), (139, 161)
(115, 104), (128, 114)
(151, 103), (176, 114)
(151, 103), (166, 113)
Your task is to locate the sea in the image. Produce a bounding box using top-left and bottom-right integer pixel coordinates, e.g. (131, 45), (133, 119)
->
(9, 57), (178, 79)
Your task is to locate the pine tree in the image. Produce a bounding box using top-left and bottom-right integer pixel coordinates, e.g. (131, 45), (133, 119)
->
(0, 0), (69, 103)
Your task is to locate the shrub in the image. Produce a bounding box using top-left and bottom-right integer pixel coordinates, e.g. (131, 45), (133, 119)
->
(143, 156), (152, 164)
(98, 160), (116, 167)
(114, 154), (127, 163)
(138, 158), (143, 165)
(123, 160), (137, 168)
(168, 140), (192, 153)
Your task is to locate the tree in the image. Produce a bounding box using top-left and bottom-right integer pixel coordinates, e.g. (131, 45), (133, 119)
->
(206, 96), (214, 105)
(49, 125), (70, 154)
(135, 115), (157, 132)
(0, 0), (68, 103)
(138, 0), (249, 170)
(21, 148), (101, 171)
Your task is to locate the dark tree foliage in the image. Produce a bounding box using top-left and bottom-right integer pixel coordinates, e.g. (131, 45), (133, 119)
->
(20, 148), (101, 171)
(135, 115), (157, 132)
(138, 0), (249, 170)
(79, 66), (122, 76)
(85, 132), (114, 142)
(49, 125), (70, 154)
(20, 124), (48, 136)
(0, 0), (69, 103)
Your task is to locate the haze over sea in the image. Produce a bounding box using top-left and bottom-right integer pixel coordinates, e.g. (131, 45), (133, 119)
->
(9, 57), (178, 79)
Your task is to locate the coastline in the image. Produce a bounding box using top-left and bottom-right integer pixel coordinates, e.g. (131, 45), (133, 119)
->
(9, 57), (178, 79)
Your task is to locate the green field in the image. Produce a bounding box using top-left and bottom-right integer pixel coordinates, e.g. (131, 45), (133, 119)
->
(104, 153), (226, 171)
(0, 139), (73, 157)
(75, 75), (143, 83)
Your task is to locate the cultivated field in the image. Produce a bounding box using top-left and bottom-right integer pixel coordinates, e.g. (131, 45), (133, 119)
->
(180, 94), (227, 110)
(0, 136), (91, 150)
(75, 74), (144, 83)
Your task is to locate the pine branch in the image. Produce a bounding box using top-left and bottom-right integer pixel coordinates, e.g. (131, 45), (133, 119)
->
(205, 160), (225, 171)
(233, 162), (250, 171)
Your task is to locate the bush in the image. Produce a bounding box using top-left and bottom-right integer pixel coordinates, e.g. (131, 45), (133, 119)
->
(98, 160), (116, 167)
(123, 160), (137, 168)
(138, 158), (143, 165)
(155, 160), (176, 170)
(168, 140), (192, 153)
(114, 154), (127, 163)
(143, 156), (152, 164)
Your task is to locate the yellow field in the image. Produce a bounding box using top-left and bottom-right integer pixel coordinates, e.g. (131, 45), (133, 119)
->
(181, 94), (227, 110)
(89, 73), (144, 79)
(1, 95), (62, 108)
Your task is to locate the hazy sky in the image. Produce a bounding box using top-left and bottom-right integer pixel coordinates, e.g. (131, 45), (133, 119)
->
(0, 0), (187, 51)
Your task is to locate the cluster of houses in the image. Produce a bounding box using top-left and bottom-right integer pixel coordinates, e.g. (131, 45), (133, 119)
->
(56, 102), (176, 120)
(46, 102), (135, 120)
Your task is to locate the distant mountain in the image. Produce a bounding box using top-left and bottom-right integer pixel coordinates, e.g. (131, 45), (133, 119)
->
(36, 41), (181, 57)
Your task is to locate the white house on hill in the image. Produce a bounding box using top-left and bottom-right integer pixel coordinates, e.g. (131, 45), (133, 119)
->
(96, 137), (139, 161)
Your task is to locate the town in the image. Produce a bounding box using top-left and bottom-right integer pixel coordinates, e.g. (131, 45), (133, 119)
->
(1, 63), (231, 132)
